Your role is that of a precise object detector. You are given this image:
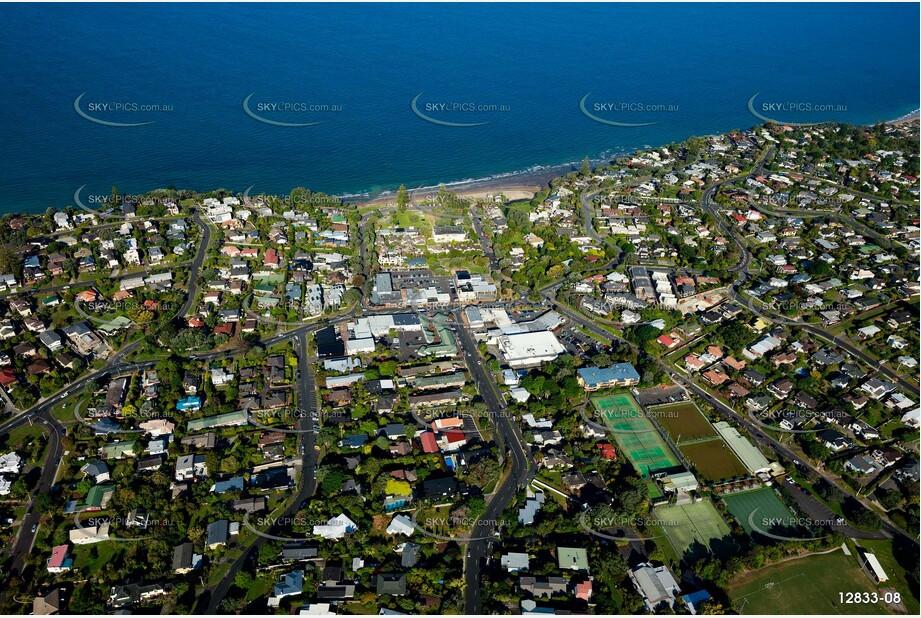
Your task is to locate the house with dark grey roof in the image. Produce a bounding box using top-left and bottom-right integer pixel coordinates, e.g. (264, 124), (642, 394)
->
(172, 542), (202, 574)
(80, 460), (110, 483)
(231, 497), (267, 514)
(281, 543), (319, 562)
(206, 519), (229, 549)
(376, 573), (408, 596)
(400, 542), (422, 568)
(519, 576), (568, 598)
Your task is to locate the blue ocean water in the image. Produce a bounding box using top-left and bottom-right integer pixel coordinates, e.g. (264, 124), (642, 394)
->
(0, 2), (917, 213)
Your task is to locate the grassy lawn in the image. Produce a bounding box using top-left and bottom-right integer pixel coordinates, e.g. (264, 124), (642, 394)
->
(645, 519), (680, 566)
(244, 574), (275, 602)
(537, 470), (562, 487)
(471, 408), (493, 442)
(73, 541), (123, 571)
(729, 549), (890, 615)
(5, 423), (46, 447)
(207, 561), (233, 587)
(51, 395), (86, 424)
(857, 539), (920, 615)
(343, 601), (378, 614)
(390, 209), (434, 237)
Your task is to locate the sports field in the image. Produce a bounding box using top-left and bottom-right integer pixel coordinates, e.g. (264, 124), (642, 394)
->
(653, 500), (734, 563)
(646, 401), (717, 442)
(729, 549), (889, 614)
(680, 439), (750, 482)
(593, 393), (680, 477)
(593, 391), (644, 416)
(646, 479), (663, 500)
(723, 488), (798, 537)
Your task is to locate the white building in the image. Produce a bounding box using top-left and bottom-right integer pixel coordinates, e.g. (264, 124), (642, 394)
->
(0, 452), (23, 474)
(629, 563), (680, 611)
(313, 513), (358, 540)
(491, 331), (566, 368)
(69, 522), (111, 545)
(432, 226), (467, 243)
(386, 514), (416, 537)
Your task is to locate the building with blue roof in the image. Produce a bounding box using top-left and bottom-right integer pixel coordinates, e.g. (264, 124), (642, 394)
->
(268, 570), (304, 607)
(680, 589), (712, 614)
(577, 363), (641, 390)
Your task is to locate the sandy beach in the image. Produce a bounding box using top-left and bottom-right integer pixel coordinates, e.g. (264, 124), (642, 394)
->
(349, 162), (581, 209)
(352, 109), (919, 210)
(355, 183), (544, 208)
(887, 109), (919, 125)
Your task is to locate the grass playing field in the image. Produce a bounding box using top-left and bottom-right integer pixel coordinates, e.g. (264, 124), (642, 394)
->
(680, 438), (750, 483)
(857, 539), (920, 615)
(729, 549), (891, 614)
(653, 500), (735, 563)
(593, 393), (681, 477)
(646, 401), (718, 442)
(723, 488), (799, 537)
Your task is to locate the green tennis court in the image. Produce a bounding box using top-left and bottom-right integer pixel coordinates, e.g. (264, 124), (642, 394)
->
(592, 393), (680, 477)
(723, 488), (799, 537)
(654, 500), (734, 563)
(592, 391), (644, 415)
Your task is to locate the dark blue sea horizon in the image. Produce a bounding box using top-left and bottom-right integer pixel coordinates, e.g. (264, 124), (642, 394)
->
(0, 2), (918, 213)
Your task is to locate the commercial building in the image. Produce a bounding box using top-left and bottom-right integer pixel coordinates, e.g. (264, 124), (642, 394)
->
(492, 331), (566, 369)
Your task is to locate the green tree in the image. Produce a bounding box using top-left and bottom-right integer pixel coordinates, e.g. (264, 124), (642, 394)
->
(397, 184), (409, 211)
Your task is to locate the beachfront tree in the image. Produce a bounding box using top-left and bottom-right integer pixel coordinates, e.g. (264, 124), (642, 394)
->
(397, 184), (409, 211)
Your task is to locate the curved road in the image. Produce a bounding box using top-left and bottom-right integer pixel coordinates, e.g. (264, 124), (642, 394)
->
(452, 309), (532, 614)
(200, 331), (319, 614)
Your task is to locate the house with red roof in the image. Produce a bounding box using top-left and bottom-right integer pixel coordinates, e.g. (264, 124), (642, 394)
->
(657, 334), (680, 349)
(703, 368), (728, 386)
(76, 289), (99, 303)
(47, 544), (72, 573)
(574, 578), (593, 602)
(438, 430), (467, 453)
(724, 356), (747, 371)
(419, 431), (439, 454)
(263, 248), (280, 269)
(187, 317), (205, 328)
(596, 442), (617, 460)
(0, 368), (18, 388)
(684, 354), (706, 372)
(432, 417), (464, 432)
(214, 322), (235, 337)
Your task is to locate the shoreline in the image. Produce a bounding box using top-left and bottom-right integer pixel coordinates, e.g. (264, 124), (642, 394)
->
(346, 111), (920, 209)
(5, 113), (917, 217)
(886, 109), (919, 125)
(349, 162), (582, 208)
